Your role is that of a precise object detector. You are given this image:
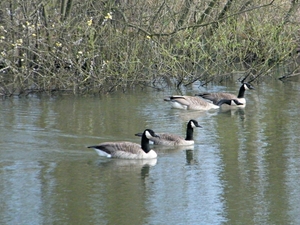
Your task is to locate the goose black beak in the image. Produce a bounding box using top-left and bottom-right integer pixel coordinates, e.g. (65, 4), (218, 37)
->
(246, 83), (255, 90)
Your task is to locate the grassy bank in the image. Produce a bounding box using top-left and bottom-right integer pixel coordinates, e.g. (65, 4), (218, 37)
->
(0, 0), (299, 96)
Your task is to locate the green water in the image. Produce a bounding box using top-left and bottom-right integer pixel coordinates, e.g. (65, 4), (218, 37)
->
(0, 80), (300, 225)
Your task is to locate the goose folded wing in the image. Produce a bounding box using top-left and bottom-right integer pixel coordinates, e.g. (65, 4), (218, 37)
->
(169, 96), (191, 106)
(90, 142), (141, 154)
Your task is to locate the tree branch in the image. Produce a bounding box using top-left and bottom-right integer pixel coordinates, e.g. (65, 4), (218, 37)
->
(142, 0), (275, 37)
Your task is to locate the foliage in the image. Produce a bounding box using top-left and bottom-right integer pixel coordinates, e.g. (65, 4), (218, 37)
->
(0, 0), (299, 96)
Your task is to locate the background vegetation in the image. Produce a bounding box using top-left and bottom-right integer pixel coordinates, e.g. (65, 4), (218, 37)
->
(0, 0), (299, 96)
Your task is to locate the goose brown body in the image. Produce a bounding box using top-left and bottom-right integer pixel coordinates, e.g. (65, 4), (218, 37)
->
(164, 95), (219, 110)
(90, 142), (157, 159)
(144, 133), (194, 146)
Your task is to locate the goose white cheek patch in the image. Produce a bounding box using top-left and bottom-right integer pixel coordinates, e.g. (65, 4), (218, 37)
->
(145, 130), (153, 139)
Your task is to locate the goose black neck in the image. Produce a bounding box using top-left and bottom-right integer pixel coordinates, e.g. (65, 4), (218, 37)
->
(217, 99), (231, 106)
(237, 85), (246, 98)
(141, 134), (151, 153)
(185, 126), (194, 141)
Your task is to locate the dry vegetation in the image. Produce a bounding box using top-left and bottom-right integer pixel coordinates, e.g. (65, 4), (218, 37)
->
(0, 0), (299, 96)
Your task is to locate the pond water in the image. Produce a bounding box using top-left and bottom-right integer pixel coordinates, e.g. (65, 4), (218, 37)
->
(0, 79), (300, 225)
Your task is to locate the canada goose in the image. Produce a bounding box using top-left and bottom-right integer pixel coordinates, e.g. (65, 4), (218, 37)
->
(135, 119), (202, 146)
(87, 129), (159, 159)
(164, 95), (219, 110)
(196, 83), (254, 106)
(163, 95), (240, 110)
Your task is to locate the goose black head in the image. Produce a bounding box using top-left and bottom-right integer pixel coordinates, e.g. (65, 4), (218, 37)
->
(243, 83), (255, 90)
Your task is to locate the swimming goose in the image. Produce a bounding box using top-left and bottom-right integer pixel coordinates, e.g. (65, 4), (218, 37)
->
(164, 95), (219, 110)
(163, 95), (240, 110)
(196, 83), (254, 105)
(87, 129), (159, 159)
(135, 119), (202, 146)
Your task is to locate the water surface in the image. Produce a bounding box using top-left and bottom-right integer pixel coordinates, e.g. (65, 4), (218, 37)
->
(1, 80), (300, 225)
